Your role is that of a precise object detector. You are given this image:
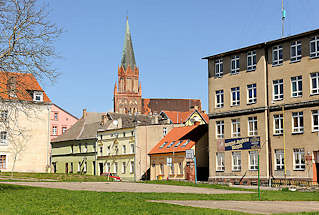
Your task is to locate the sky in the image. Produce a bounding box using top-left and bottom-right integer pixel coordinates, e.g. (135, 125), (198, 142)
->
(44, 0), (319, 118)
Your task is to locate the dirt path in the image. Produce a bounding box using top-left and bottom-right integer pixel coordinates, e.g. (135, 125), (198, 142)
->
(0, 181), (251, 194)
(150, 200), (319, 214)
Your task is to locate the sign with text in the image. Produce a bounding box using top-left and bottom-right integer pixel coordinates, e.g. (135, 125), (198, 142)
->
(224, 136), (260, 151)
(185, 149), (194, 159)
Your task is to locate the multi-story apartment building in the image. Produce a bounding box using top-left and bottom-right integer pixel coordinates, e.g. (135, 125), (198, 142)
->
(204, 29), (319, 185)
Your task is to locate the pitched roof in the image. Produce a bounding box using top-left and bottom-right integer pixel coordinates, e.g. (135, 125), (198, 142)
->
(51, 112), (108, 143)
(52, 104), (79, 120)
(0, 72), (51, 103)
(161, 110), (209, 124)
(142, 98), (202, 115)
(148, 124), (207, 155)
(105, 112), (155, 129)
(121, 18), (136, 70)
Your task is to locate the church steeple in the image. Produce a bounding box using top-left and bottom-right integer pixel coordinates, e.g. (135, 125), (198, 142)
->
(121, 17), (136, 70)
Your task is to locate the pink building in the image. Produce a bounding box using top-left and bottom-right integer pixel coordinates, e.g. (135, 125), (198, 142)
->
(50, 104), (78, 140)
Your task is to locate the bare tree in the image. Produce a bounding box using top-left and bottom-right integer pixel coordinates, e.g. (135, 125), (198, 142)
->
(0, 0), (62, 174)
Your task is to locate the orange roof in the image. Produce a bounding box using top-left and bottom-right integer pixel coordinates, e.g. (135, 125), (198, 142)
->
(148, 125), (199, 155)
(0, 72), (51, 103)
(161, 109), (209, 124)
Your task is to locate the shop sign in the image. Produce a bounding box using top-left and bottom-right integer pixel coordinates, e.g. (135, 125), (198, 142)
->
(186, 149), (194, 159)
(224, 136), (260, 151)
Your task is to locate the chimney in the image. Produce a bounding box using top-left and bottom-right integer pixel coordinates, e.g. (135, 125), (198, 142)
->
(101, 114), (107, 126)
(82, 109), (87, 118)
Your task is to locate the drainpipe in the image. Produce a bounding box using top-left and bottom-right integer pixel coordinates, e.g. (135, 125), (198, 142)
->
(264, 44), (273, 186)
(47, 104), (51, 172)
(134, 128), (137, 181)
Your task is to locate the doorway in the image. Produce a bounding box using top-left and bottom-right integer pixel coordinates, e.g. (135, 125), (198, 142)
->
(99, 163), (104, 175)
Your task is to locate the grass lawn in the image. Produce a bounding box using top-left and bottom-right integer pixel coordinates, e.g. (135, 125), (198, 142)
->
(0, 183), (319, 215)
(0, 172), (113, 182)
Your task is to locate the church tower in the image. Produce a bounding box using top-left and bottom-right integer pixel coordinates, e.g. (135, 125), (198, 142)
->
(114, 18), (142, 114)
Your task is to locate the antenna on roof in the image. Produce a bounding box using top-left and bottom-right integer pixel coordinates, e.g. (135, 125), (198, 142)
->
(281, 0), (286, 38)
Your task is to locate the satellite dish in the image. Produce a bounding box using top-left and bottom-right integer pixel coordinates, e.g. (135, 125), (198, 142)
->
(113, 120), (118, 126)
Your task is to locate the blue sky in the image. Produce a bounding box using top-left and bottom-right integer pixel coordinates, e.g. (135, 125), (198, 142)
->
(45, 0), (319, 117)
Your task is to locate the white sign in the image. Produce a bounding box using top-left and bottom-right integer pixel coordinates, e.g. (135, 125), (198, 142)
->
(186, 149), (194, 159)
(167, 157), (172, 166)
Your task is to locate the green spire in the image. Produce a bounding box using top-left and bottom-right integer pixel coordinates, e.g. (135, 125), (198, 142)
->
(121, 17), (136, 70)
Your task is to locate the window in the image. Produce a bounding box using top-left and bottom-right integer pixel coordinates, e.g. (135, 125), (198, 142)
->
(106, 146), (110, 155)
(311, 72), (319, 95)
(0, 110), (8, 121)
(174, 140), (182, 148)
(232, 152), (241, 171)
(79, 144), (82, 153)
(114, 162), (118, 173)
(181, 140), (190, 147)
(310, 36), (319, 58)
(291, 76), (302, 97)
(247, 50), (256, 71)
(71, 145), (74, 153)
(62, 127), (67, 133)
(130, 144), (134, 153)
(106, 163), (111, 173)
(248, 116), (258, 136)
(247, 84), (256, 104)
(231, 55), (240, 74)
(70, 163), (73, 173)
(216, 120), (224, 139)
(231, 87), (240, 106)
(122, 162), (126, 174)
(293, 148), (305, 170)
(216, 152), (225, 171)
(160, 142), (168, 148)
(78, 162), (81, 172)
(0, 155), (6, 169)
(163, 127), (167, 136)
(122, 145), (126, 154)
(249, 151), (258, 170)
(84, 161), (87, 172)
(130, 161), (134, 173)
(215, 90), (224, 108)
(84, 144), (88, 153)
(292, 112), (304, 133)
(170, 163), (174, 175)
(273, 114), (283, 135)
(275, 149), (284, 171)
(272, 45), (283, 65)
(231, 119), (240, 137)
(160, 163), (164, 175)
(99, 146), (103, 155)
(54, 112), (58, 121)
(179, 162), (183, 174)
(123, 132), (126, 137)
(52, 126), (57, 135)
(0, 131), (7, 145)
(273, 79), (283, 101)
(33, 91), (43, 102)
(166, 141), (175, 148)
(312, 110), (319, 132)
(215, 58), (223, 77)
(290, 41), (302, 62)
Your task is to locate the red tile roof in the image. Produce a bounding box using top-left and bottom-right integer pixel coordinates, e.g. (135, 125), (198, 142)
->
(148, 125), (199, 155)
(0, 72), (51, 103)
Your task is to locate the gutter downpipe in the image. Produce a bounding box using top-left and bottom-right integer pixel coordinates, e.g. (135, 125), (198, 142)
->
(134, 127), (137, 182)
(264, 43), (273, 186)
(47, 104), (51, 172)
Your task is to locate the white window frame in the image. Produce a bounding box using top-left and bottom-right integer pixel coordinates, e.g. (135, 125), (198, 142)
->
(290, 41), (302, 62)
(163, 127), (167, 136)
(122, 145), (126, 154)
(122, 162), (126, 174)
(272, 45), (283, 66)
(231, 55), (240, 74)
(293, 148), (305, 170)
(130, 144), (134, 154)
(0, 155), (6, 169)
(114, 162), (118, 174)
(106, 163), (111, 173)
(216, 120), (224, 139)
(62, 127), (67, 133)
(0, 131), (8, 145)
(179, 162), (183, 175)
(292, 112), (304, 134)
(312, 110), (319, 132)
(33, 91), (43, 102)
(273, 114), (283, 135)
(247, 50), (256, 71)
(248, 116), (258, 136)
(231, 119), (240, 137)
(231, 87), (240, 106)
(215, 58), (223, 78)
(232, 151), (241, 171)
(0, 110), (8, 122)
(52, 126), (57, 135)
(249, 151), (258, 171)
(130, 161), (134, 174)
(247, 83), (256, 104)
(160, 163), (164, 175)
(273, 79), (283, 101)
(275, 149), (284, 171)
(215, 90), (224, 108)
(216, 152), (225, 172)
(291, 76), (302, 97)
(310, 36), (319, 58)
(311, 72), (319, 95)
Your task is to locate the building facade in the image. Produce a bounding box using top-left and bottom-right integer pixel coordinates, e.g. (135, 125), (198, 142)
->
(50, 104), (78, 141)
(204, 29), (319, 185)
(0, 72), (51, 173)
(149, 124), (208, 181)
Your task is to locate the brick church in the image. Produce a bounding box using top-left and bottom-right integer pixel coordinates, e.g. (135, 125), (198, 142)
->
(114, 18), (201, 115)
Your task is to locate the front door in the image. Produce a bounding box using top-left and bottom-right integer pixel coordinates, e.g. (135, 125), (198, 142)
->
(99, 163), (104, 175)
